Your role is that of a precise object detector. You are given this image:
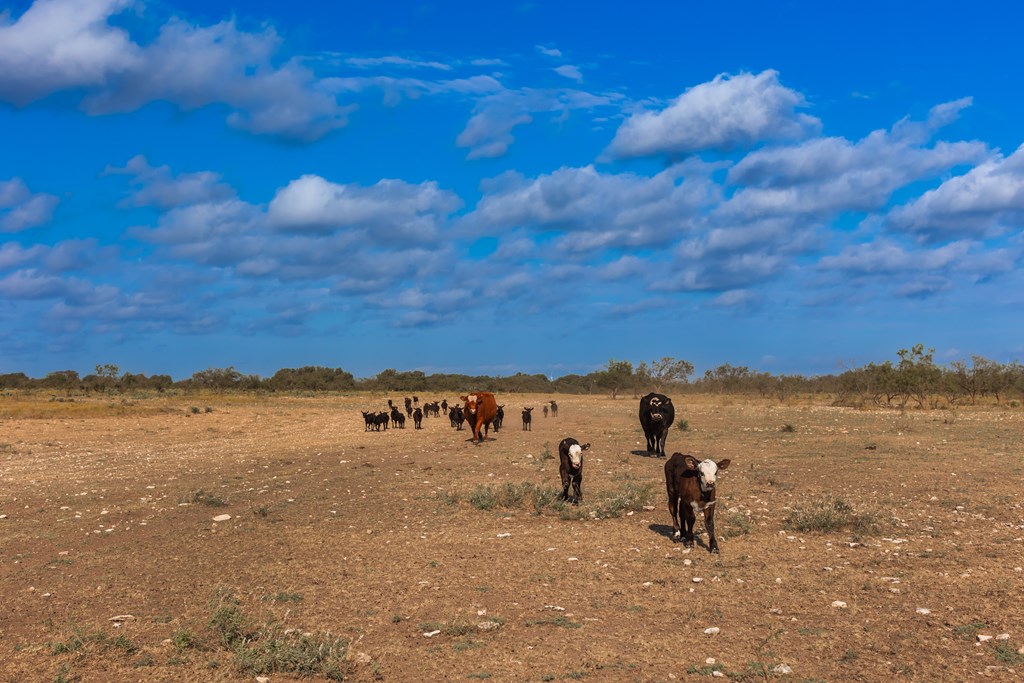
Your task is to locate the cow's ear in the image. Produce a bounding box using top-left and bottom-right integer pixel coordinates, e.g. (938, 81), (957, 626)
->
(582, 443), (591, 451)
(684, 455), (700, 470)
(717, 459), (731, 470)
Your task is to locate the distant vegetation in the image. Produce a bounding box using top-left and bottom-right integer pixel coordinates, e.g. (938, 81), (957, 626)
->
(3, 345), (1024, 408)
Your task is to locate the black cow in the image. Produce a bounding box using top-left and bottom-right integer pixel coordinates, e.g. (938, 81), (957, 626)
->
(413, 408), (423, 429)
(550, 400), (558, 417)
(449, 405), (464, 430)
(441, 399), (449, 415)
(493, 405), (505, 432)
(558, 437), (590, 505)
(361, 411), (375, 431)
(374, 411), (389, 431)
(639, 392), (675, 457)
(522, 407), (533, 431)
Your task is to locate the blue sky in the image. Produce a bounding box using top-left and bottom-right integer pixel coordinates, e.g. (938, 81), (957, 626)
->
(2, 0), (1024, 380)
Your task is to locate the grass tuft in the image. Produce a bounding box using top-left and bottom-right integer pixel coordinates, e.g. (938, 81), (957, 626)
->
(785, 496), (882, 534)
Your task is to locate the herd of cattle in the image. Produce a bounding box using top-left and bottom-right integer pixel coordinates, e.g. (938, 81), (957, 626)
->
(358, 391), (730, 553)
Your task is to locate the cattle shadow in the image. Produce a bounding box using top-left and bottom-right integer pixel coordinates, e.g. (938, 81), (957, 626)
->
(630, 449), (657, 457)
(648, 523), (712, 551)
(648, 523), (674, 540)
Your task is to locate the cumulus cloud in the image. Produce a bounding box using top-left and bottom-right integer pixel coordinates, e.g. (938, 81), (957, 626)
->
(536, 45), (562, 58)
(105, 155), (235, 209)
(606, 70), (821, 159)
(457, 86), (621, 159)
(0, 0), (352, 141)
(467, 162), (720, 248)
(554, 64), (583, 82)
(268, 174), (462, 241)
(885, 143), (1024, 242)
(722, 101), (988, 219)
(0, 178), (59, 231)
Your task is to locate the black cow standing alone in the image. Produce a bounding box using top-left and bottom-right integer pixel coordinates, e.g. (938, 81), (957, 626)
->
(413, 408), (423, 429)
(639, 392), (675, 457)
(558, 437), (590, 505)
(522, 407), (533, 431)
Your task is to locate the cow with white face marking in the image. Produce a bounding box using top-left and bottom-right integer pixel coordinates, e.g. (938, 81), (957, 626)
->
(639, 392), (675, 457)
(558, 438), (590, 505)
(664, 453), (732, 553)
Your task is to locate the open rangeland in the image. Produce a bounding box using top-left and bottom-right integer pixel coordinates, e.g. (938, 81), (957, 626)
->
(1, 392), (1023, 682)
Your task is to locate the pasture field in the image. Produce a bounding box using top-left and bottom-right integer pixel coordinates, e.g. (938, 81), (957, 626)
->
(1, 392), (1023, 682)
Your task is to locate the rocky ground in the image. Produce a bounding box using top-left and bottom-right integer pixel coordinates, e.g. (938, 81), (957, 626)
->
(1, 392), (1023, 682)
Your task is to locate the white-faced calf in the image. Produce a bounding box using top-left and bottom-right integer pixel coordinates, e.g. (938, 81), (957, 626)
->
(664, 453), (731, 553)
(558, 438), (590, 505)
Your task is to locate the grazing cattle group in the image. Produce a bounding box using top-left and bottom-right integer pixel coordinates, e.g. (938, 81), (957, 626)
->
(357, 390), (733, 552)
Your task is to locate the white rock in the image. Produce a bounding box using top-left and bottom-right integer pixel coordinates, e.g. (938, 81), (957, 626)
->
(423, 630), (441, 637)
(496, 533), (511, 538)
(705, 658), (716, 665)
(996, 633), (1010, 641)
(109, 614), (136, 622)
(977, 634), (993, 643)
(831, 600), (847, 609)
(712, 671), (725, 678)
(916, 608), (931, 615)
(692, 577), (703, 583)
(773, 664), (792, 675)
(212, 514), (231, 522)
(704, 627), (720, 635)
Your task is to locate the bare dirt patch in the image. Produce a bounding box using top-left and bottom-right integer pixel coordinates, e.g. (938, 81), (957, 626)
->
(2, 393), (1023, 681)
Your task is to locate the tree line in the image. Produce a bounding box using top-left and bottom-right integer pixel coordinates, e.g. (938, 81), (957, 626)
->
(3, 345), (1024, 407)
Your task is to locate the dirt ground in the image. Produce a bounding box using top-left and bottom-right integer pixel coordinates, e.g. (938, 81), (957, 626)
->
(1, 392), (1023, 682)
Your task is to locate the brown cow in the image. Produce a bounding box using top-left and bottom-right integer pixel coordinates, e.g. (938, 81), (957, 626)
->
(460, 392), (499, 444)
(664, 453), (731, 553)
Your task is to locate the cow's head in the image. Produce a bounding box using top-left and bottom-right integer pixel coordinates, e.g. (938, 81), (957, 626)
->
(461, 394), (478, 416)
(568, 442), (591, 469)
(647, 396), (672, 422)
(685, 455), (730, 492)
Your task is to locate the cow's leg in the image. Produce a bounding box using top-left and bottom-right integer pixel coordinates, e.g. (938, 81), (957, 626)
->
(683, 501), (697, 547)
(571, 476), (582, 505)
(705, 508), (719, 553)
(667, 493), (680, 539)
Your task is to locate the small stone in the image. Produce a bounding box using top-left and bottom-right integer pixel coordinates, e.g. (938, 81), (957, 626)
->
(496, 533), (511, 538)
(916, 608), (931, 615)
(977, 634), (993, 643)
(773, 664), (792, 675)
(423, 630), (441, 637)
(256, 677), (271, 683)
(996, 633), (1010, 641)
(109, 614), (136, 622)
(831, 601), (847, 609)
(705, 658), (716, 665)
(704, 627), (720, 635)
(692, 577), (703, 583)
(712, 671), (725, 678)
(212, 514), (231, 522)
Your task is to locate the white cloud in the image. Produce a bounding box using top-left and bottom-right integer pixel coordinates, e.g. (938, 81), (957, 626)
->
(467, 162), (719, 248)
(267, 174), (462, 241)
(554, 64), (582, 82)
(345, 55), (453, 71)
(0, 177), (59, 231)
(606, 70), (821, 159)
(536, 45), (562, 58)
(105, 155), (235, 209)
(0, 0), (352, 141)
(457, 86), (620, 159)
(886, 144), (1024, 242)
